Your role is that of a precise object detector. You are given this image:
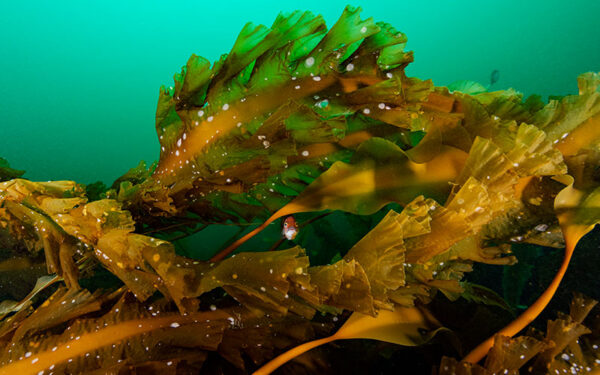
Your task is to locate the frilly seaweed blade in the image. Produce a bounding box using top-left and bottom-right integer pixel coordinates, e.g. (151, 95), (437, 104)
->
(135, 6), (418, 220)
(1, 5), (600, 375)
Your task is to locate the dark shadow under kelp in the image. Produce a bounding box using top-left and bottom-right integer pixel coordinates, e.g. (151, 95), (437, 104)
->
(1, 5), (600, 375)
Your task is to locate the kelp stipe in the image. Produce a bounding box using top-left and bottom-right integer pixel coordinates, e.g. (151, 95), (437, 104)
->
(254, 306), (443, 375)
(438, 293), (600, 374)
(463, 83), (600, 364)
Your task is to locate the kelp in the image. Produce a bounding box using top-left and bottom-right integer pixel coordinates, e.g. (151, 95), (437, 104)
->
(1, 5), (600, 375)
(255, 305), (445, 375)
(436, 294), (600, 375)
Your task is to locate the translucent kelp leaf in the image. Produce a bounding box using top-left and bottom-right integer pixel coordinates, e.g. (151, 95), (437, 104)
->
(289, 257), (374, 316)
(501, 122), (567, 177)
(569, 292), (598, 324)
(440, 236), (516, 266)
(459, 282), (513, 313)
(2, 200), (81, 288)
(150, 7), (379, 180)
(405, 178), (491, 264)
(455, 136), (517, 193)
(254, 306), (443, 375)
(194, 247), (310, 317)
(438, 335), (549, 374)
(110, 160), (156, 191)
(344, 198), (431, 308)
(472, 88), (541, 124)
(554, 174), (600, 253)
(323, 259), (374, 315)
(534, 317), (591, 369)
(447, 80), (488, 95)
(532, 72), (600, 144)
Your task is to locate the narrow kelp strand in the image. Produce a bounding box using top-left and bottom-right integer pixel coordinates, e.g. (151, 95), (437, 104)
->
(252, 336), (335, 375)
(254, 307), (440, 374)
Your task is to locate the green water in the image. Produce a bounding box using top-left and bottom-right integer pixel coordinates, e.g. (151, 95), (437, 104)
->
(1, 0), (599, 185)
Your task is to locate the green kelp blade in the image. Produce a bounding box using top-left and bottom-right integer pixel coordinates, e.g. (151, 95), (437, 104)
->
(151, 6), (380, 182)
(447, 80), (488, 95)
(137, 5), (417, 224)
(253, 306), (444, 375)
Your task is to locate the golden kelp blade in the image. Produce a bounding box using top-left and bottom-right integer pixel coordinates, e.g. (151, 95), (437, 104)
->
(253, 306), (442, 375)
(0, 309), (230, 375)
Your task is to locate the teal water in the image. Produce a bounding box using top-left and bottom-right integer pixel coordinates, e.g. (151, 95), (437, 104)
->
(1, 0), (598, 185)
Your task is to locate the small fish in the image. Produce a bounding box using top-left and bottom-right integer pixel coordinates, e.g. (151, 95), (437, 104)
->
(490, 69), (500, 87)
(282, 216), (298, 240)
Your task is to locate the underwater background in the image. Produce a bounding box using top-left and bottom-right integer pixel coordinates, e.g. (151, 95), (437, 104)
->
(1, 0), (599, 185)
(1, 1), (600, 374)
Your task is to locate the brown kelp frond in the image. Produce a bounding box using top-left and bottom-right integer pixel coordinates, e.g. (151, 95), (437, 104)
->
(10, 286), (104, 341)
(0, 289), (326, 375)
(437, 294), (600, 375)
(0, 292), (232, 375)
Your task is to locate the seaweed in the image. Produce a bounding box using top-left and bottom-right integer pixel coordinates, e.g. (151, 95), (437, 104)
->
(1, 5), (600, 375)
(436, 294), (600, 375)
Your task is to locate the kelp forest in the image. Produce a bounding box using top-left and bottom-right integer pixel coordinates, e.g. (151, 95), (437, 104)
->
(1, 6), (600, 375)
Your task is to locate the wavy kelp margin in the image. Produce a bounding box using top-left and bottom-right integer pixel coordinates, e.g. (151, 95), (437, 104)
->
(0, 5), (600, 374)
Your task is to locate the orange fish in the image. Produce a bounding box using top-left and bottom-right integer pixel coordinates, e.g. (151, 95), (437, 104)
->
(282, 216), (298, 240)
